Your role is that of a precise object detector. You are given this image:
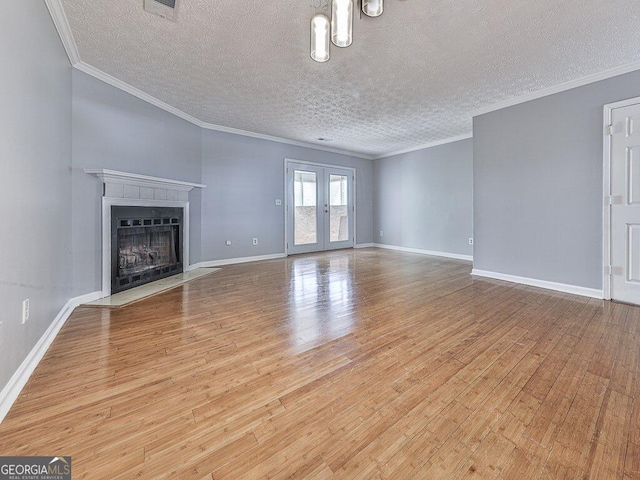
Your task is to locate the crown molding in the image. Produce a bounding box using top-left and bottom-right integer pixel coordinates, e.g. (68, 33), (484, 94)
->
(74, 63), (374, 160)
(373, 133), (473, 160)
(43, 0), (80, 64)
(74, 62), (206, 128)
(200, 122), (374, 160)
(470, 59), (640, 117)
(43, 1), (372, 159)
(44, 0), (640, 159)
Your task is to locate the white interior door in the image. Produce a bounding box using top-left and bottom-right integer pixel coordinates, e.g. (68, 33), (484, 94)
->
(287, 162), (354, 255)
(610, 102), (640, 305)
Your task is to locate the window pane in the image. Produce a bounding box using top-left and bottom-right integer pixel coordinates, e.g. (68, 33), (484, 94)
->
(329, 174), (349, 242)
(294, 170), (317, 245)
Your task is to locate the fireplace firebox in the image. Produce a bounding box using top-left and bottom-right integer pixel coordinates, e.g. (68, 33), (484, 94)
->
(111, 206), (183, 294)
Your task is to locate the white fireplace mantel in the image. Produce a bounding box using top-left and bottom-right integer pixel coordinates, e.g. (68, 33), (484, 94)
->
(86, 169), (206, 298)
(85, 169), (206, 193)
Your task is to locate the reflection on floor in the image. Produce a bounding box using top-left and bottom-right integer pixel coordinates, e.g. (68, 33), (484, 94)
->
(1, 248), (639, 479)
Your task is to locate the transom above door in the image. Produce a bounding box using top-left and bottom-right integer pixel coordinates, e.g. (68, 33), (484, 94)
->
(286, 161), (355, 255)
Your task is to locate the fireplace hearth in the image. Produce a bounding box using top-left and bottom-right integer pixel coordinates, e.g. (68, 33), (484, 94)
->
(111, 206), (183, 294)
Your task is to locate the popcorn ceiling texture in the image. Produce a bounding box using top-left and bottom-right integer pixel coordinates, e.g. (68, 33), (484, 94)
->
(62, 0), (640, 157)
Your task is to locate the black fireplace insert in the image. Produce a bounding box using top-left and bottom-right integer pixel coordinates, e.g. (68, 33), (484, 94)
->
(111, 206), (183, 294)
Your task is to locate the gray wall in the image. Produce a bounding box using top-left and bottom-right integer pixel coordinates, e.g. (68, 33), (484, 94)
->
(373, 139), (473, 257)
(0, 2), (73, 389)
(71, 69), (375, 289)
(201, 130), (373, 261)
(71, 70), (203, 296)
(473, 69), (640, 289)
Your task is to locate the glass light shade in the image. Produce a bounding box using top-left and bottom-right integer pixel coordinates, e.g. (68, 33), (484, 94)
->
(362, 0), (383, 17)
(310, 14), (330, 63)
(331, 0), (353, 48)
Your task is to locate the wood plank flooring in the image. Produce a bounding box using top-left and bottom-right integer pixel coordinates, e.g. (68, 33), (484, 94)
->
(1, 248), (639, 479)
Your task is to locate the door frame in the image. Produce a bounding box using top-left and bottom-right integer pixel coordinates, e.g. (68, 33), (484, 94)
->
(283, 158), (357, 256)
(602, 96), (640, 300)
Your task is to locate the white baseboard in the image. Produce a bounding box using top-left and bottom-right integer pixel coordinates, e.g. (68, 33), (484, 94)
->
(355, 243), (374, 249)
(373, 243), (473, 262)
(193, 253), (287, 269)
(0, 290), (102, 423)
(471, 269), (603, 299)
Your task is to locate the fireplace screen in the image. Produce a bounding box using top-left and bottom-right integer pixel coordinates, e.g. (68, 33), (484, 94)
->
(111, 206), (183, 294)
(118, 226), (177, 275)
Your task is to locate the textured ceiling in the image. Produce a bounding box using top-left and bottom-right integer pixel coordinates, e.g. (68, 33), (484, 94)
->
(61, 0), (640, 157)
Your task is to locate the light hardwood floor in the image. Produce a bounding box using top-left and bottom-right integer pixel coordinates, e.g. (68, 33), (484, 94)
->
(1, 249), (639, 479)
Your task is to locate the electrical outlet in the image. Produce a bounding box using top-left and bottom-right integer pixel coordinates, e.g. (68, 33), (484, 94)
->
(380, 230), (384, 237)
(22, 299), (29, 324)
(469, 238), (474, 245)
(225, 240), (231, 246)
(252, 237), (258, 245)
(275, 199), (282, 206)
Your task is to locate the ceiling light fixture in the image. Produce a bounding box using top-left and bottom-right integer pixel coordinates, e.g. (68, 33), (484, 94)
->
(362, 0), (383, 17)
(331, 0), (353, 47)
(310, 13), (331, 62)
(310, 0), (383, 63)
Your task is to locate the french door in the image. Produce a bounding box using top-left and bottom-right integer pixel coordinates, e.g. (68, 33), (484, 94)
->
(286, 161), (354, 255)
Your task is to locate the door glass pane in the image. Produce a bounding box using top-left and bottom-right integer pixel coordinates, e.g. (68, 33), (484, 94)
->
(294, 170), (317, 245)
(329, 174), (349, 242)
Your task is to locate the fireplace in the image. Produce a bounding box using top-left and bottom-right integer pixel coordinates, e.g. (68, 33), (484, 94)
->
(85, 169), (205, 298)
(111, 206), (183, 293)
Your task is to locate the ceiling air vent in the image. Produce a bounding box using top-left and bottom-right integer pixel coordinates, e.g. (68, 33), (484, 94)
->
(143, 0), (179, 21)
